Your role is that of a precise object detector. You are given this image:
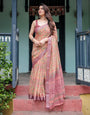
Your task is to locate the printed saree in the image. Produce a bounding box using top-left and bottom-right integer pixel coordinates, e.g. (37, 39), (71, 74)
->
(28, 20), (65, 110)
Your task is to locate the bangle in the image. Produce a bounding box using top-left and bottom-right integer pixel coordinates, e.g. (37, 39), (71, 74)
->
(31, 36), (35, 43)
(31, 36), (34, 41)
(31, 36), (34, 40)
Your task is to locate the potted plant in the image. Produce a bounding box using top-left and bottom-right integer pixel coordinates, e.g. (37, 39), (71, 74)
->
(0, 42), (16, 114)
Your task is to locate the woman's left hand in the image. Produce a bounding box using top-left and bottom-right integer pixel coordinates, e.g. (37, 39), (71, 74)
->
(39, 39), (46, 46)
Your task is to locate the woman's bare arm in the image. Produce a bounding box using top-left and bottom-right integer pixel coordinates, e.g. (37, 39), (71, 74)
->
(29, 20), (36, 43)
(29, 20), (40, 45)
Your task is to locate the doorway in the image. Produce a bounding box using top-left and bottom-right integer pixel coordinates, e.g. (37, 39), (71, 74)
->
(29, 0), (65, 72)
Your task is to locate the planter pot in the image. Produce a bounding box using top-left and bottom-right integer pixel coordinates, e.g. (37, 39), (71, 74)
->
(0, 112), (3, 115)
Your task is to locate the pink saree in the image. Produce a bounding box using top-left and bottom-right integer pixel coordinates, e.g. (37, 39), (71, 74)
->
(28, 20), (65, 110)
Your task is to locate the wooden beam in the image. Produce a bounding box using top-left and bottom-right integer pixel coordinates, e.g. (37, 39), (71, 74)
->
(12, 0), (17, 88)
(29, 6), (65, 16)
(76, 0), (82, 32)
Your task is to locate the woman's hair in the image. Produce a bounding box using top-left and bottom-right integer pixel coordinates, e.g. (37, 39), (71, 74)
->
(38, 3), (55, 36)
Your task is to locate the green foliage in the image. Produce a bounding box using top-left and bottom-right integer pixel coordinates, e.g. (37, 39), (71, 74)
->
(0, 42), (12, 78)
(0, 42), (16, 111)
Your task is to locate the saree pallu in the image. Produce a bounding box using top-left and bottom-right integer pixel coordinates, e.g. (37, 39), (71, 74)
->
(28, 20), (65, 110)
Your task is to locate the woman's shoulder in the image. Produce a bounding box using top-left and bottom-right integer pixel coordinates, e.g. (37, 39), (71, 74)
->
(32, 20), (36, 25)
(32, 19), (39, 26)
(31, 20), (38, 27)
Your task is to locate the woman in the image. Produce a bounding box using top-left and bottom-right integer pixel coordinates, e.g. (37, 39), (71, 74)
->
(28, 3), (65, 110)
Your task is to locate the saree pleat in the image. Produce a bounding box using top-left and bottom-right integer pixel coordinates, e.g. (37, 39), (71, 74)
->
(28, 20), (65, 109)
(29, 52), (47, 100)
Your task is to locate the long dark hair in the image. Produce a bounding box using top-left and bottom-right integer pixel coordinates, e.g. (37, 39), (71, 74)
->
(38, 3), (55, 36)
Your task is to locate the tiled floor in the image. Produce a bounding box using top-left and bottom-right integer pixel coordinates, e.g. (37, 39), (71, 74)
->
(12, 111), (83, 115)
(18, 72), (76, 85)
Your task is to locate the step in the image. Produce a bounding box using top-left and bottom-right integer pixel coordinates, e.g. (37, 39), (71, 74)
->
(12, 111), (83, 115)
(13, 95), (82, 111)
(15, 85), (90, 96)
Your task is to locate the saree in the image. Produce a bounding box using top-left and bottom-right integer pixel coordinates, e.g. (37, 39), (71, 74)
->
(28, 20), (65, 110)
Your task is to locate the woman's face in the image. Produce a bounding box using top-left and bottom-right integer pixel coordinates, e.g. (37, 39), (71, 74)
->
(38, 6), (45, 16)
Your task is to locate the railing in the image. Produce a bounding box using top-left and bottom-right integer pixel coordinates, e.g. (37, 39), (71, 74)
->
(0, 29), (19, 88)
(0, 33), (11, 42)
(0, 33), (12, 61)
(75, 29), (90, 85)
